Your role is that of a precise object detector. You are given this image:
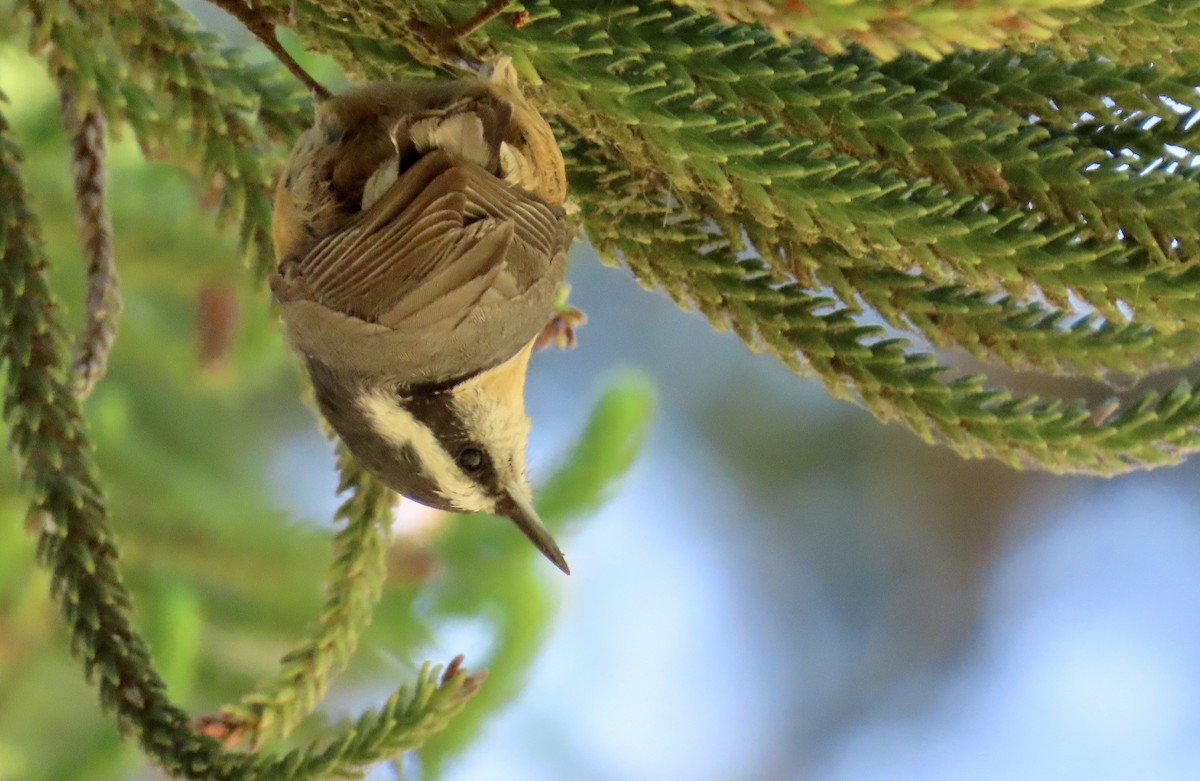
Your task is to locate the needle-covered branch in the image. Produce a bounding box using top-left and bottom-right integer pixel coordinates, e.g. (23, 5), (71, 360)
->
(214, 448), (393, 749)
(571, 141), (1200, 474)
(22, 0), (312, 278)
(0, 105), (481, 781)
(1046, 0), (1200, 73)
(0, 101), (234, 781)
(669, 0), (1100, 60)
(291, 1), (1200, 332)
(57, 87), (121, 400)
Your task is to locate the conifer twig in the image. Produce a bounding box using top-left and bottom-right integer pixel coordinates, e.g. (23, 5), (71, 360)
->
(93, 0), (310, 277)
(212, 449), (393, 749)
(204, 0), (331, 99)
(450, 0), (515, 38)
(2, 103), (481, 781)
(0, 100), (235, 781)
(570, 139), (1200, 474)
(58, 87), (121, 401)
(670, 0), (1096, 59)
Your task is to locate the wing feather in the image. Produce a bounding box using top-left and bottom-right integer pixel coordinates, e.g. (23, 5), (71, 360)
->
(290, 151), (567, 326)
(383, 220), (514, 324)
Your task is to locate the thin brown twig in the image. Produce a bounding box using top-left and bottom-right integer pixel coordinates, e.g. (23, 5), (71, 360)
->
(59, 87), (121, 401)
(205, 0), (330, 99)
(450, 0), (515, 39)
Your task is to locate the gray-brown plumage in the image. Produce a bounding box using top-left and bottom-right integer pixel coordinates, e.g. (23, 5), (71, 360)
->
(272, 60), (573, 572)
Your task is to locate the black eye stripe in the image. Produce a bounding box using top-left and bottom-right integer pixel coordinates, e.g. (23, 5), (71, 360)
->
(396, 390), (499, 493)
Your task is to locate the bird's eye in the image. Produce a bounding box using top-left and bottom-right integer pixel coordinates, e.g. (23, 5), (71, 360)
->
(457, 447), (485, 472)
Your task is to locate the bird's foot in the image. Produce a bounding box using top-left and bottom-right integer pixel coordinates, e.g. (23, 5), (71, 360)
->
(194, 713), (249, 748)
(536, 286), (586, 350)
(270, 260), (313, 304)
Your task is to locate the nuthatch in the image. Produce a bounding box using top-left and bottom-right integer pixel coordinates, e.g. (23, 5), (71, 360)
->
(271, 60), (575, 573)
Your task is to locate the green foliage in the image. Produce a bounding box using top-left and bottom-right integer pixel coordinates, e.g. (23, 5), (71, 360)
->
(0, 11), (651, 778)
(4, 0), (1200, 776)
(0, 99), (221, 777)
(216, 447), (394, 750)
(670, 0), (1101, 59)
(1044, 0), (1200, 71)
(0, 77), (651, 771)
(356, 0), (1200, 475)
(24, 0), (308, 277)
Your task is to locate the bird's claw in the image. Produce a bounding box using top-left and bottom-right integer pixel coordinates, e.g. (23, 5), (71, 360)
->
(269, 261), (312, 304)
(194, 713), (249, 748)
(536, 305), (586, 351)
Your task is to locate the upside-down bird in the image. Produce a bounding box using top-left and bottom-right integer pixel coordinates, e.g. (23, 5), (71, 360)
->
(271, 59), (577, 573)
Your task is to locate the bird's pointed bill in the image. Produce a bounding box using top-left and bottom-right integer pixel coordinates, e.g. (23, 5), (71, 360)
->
(498, 483), (569, 574)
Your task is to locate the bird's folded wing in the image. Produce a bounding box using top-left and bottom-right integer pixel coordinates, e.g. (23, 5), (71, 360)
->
(295, 151), (568, 326)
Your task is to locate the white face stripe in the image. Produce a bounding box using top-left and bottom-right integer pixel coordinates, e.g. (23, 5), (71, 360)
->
(358, 391), (493, 513)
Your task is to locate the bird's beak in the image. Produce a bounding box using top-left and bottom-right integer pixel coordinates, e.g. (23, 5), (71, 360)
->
(497, 484), (570, 575)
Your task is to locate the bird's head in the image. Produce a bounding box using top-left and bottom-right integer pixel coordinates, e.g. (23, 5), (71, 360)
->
(307, 343), (568, 573)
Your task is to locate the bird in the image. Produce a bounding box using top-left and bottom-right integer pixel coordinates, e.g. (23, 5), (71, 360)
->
(270, 59), (575, 573)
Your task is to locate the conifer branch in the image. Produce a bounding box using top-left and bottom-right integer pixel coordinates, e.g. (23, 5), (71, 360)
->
(853, 271), (1200, 381)
(96, 0), (299, 276)
(29, 0), (312, 279)
(265, 0), (433, 81)
(820, 258), (1200, 382)
(672, 0), (1200, 74)
(204, 0), (332, 98)
(907, 50), (1200, 177)
(1048, 0), (1200, 73)
(915, 49), (1199, 130)
(670, 0), (1100, 60)
(57, 87), (121, 400)
(243, 658), (485, 779)
(763, 45), (1200, 264)
(291, 1), (1200, 333)
(216, 449), (393, 749)
(0, 101), (238, 780)
(1, 104), (480, 780)
(21, 0), (141, 131)
(572, 141), (1200, 474)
